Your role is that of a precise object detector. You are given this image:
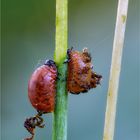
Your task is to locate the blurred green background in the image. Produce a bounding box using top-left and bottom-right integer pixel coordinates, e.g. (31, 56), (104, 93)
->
(1, 0), (139, 140)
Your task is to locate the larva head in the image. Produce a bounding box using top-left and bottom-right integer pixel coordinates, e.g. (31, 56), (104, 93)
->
(67, 48), (102, 94)
(44, 59), (56, 68)
(28, 60), (57, 113)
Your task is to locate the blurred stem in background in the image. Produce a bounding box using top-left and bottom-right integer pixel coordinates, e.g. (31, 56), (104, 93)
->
(103, 0), (129, 140)
(52, 0), (68, 140)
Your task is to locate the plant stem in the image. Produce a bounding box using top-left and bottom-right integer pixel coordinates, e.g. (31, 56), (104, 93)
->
(52, 0), (68, 140)
(103, 0), (129, 140)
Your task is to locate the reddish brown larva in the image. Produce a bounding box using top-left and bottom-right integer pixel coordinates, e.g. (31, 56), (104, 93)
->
(24, 60), (57, 140)
(28, 60), (57, 113)
(67, 48), (102, 94)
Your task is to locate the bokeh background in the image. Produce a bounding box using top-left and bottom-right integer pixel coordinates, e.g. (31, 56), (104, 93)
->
(1, 0), (139, 140)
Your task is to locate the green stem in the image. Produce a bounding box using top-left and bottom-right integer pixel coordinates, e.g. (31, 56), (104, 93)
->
(52, 0), (68, 140)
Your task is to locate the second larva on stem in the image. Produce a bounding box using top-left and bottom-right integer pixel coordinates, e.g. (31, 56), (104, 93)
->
(67, 47), (102, 94)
